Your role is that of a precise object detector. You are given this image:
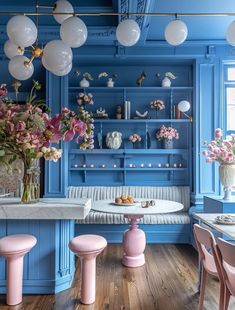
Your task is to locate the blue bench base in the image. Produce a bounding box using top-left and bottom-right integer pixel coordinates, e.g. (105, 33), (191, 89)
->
(75, 224), (191, 244)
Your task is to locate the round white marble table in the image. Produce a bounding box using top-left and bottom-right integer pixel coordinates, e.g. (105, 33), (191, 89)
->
(92, 199), (183, 267)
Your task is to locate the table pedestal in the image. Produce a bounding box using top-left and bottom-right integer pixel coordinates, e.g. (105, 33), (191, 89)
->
(122, 215), (146, 267)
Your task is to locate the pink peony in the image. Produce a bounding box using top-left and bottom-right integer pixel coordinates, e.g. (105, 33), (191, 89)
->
(15, 121), (26, 132)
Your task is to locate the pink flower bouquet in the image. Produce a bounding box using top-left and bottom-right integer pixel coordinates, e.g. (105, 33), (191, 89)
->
(77, 92), (94, 105)
(150, 99), (165, 110)
(202, 128), (235, 164)
(0, 80), (94, 203)
(129, 134), (142, 143)
(156, 125), (179, 141)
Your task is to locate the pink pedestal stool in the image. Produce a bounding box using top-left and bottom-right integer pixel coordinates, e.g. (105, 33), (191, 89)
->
(69, 234), (107, 305)
(0, 234), (37, 306)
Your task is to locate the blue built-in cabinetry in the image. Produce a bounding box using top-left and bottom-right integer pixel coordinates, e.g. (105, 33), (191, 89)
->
(67, 63), (193, 187)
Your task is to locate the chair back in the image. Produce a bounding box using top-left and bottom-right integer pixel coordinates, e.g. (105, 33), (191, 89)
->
(217, 238), (235, 295)
(193, 224), (221, 276)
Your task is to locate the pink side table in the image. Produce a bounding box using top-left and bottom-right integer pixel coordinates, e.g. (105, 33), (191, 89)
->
(0, 234), (37, 306)
(92, 199), (183, 268)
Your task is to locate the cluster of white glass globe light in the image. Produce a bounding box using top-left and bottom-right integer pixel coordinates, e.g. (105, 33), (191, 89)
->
(4, 0), (235, 81)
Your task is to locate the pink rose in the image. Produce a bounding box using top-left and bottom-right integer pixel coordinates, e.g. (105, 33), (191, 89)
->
(215, 128), (222, 138)
(15, 121), (26, 131)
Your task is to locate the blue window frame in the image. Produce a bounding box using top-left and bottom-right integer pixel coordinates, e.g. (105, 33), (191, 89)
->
(224, 65), (235, 135)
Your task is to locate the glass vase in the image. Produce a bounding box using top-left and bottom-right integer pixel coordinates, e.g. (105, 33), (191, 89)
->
(21, 160), (40, 204)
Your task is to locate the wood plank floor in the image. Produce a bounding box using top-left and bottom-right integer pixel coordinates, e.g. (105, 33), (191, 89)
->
(0, 244), (235, 310)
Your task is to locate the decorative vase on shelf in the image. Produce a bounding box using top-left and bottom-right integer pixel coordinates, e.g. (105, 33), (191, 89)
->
(162, 77), (171, 87)
(80, 78), (90, 88)
(132, 142), (140, 149)
(107, 78), (114, 87)
(21, 159), (40, 204)
(219, 164), (235, 200)
(163, 139), (173, 149)
(106, 131), (122, 149)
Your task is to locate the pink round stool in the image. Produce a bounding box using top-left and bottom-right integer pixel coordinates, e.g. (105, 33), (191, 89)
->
(69, 234), (107, 305)
(0, 234), (37, 306)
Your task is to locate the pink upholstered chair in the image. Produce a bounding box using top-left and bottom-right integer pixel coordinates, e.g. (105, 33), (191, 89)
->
(193, 224), (224, 310)
(217, 238), (235, 310)
(0, 234), (37, 306)
(69, 234), (107, 305)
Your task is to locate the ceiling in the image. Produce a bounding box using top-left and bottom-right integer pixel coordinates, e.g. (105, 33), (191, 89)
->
(0, 0), (235, 45)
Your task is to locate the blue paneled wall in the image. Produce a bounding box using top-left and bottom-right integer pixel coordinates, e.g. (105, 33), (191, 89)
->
(0, 39), (232, 206)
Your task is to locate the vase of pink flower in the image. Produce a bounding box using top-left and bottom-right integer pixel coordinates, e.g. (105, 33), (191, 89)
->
(129, 134), (142, 149)
(156, 125), (179, 149)
(77, 92), (94, 106)
(150, 99), (165, 119)
(203, 128), (235, 200)
(0, 81), (94, 204)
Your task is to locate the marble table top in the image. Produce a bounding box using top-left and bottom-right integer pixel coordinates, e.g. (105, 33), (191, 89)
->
(0, 198), (91, 220)
(92, 199), (183, 215)
(193, 213), (235, 240)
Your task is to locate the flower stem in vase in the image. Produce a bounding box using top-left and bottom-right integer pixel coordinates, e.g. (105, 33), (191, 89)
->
(21, 160), (40, 204)
(156, 110), (159, 119)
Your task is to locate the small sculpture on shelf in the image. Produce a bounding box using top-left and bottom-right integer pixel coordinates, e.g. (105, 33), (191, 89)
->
(134, 110), (149, 119)
(98, 72), (118, 87)
(106, 131), (122, 149)
(92, 107), (108, 119)
(76, 70), (94, 88)
(156, 71), (177, 87)
(136, 71), (147, 87)
(116, 105), (122, 119)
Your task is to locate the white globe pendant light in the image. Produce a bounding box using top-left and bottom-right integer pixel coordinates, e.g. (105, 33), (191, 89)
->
(178, 100), (190, 113)
(51, 63), (72, 76)
(4, 40), (24, 59)
(42, 40), (73, 71)
(9, 55), (34, 80)
(165, 19), (188, 46)
(60, 16), (88, 48)
(7, 15), (37, 48)
(226, 20), (235, 46)
(116, 19), (140, 47)
(53, 0), (74, 24)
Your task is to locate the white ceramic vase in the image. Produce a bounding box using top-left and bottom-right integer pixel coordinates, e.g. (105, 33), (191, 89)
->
(80, 77), (89, 87)
(106, 131), (122, 149)
(219, 164), (235, 200)
(162, 77), (171, 87)
(107, 78), (114, 87)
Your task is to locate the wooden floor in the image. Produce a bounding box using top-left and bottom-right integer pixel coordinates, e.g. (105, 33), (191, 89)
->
(0, 244), (235, 310)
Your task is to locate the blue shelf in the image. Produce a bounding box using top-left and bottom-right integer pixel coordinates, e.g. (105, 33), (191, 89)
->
(69, 148), (188, 155)
(69, 86), (193, 91)
(70, 168), (186, 171)
(93, 119), (191, 123)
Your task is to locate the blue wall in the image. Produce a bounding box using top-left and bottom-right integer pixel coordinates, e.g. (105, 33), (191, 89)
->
(0, 34), (234, 206)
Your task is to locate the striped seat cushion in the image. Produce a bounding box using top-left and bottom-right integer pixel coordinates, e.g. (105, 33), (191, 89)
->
(68, 186), (190, 211)
(76, 211), (190, 225)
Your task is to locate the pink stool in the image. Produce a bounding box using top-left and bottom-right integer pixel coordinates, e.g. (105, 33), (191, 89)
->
(0, 234), (37, 306)
(69, 234), (107, 305)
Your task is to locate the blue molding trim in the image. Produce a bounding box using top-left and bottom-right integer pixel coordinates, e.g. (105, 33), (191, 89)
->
(44, 72), (68, 198)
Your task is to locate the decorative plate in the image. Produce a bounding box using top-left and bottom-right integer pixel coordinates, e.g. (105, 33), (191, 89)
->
(215, 215), (235, 225)
(112, 202), (136, 206)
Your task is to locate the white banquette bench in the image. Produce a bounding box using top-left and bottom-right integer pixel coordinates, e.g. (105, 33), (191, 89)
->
(68, 186), (191, 243)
